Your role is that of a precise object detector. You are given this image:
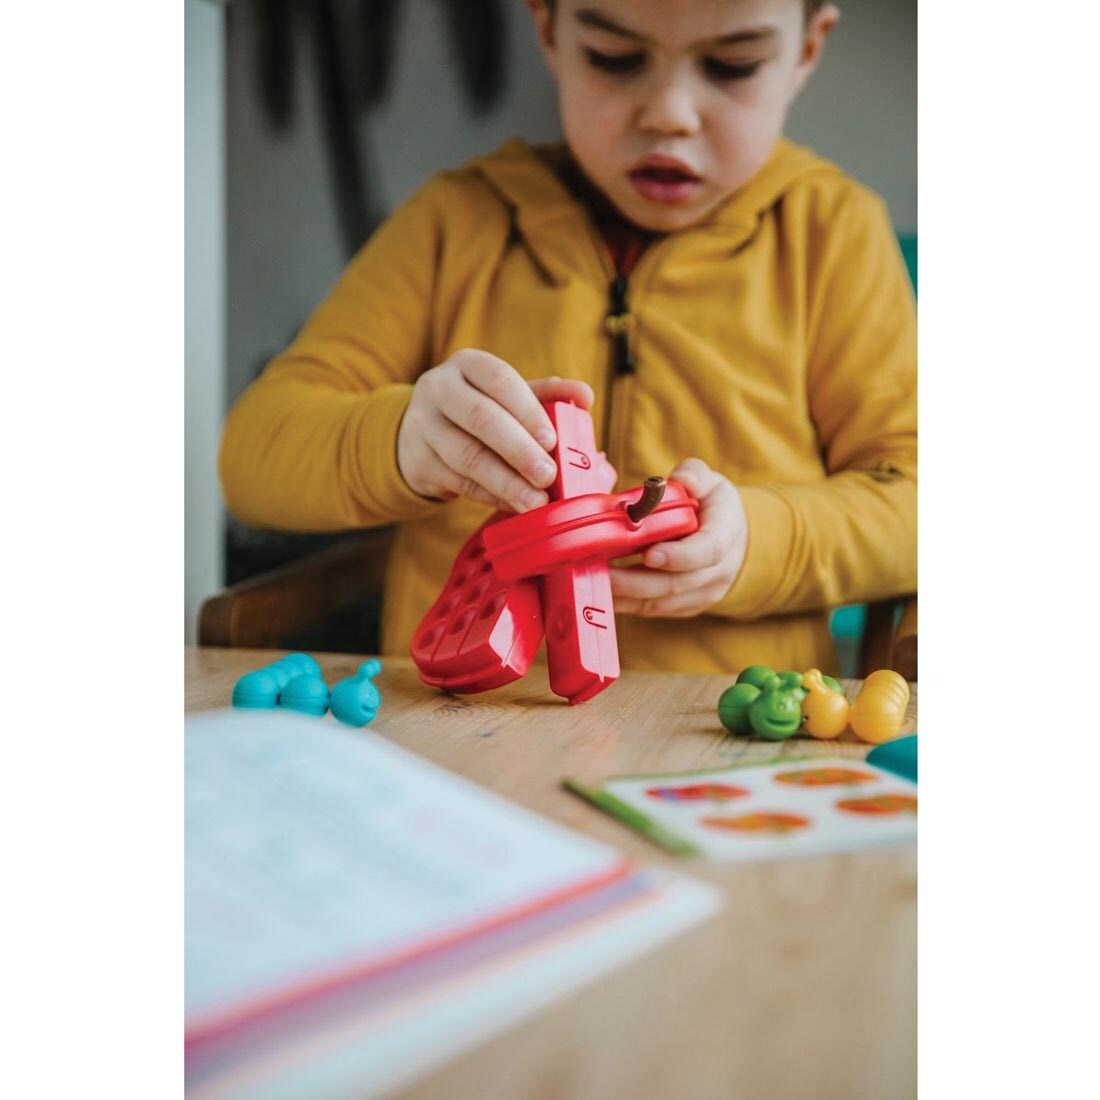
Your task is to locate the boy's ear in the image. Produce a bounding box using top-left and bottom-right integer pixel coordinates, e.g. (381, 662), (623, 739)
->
(791, 3), (841, 96)
(524, 0), (560, 77)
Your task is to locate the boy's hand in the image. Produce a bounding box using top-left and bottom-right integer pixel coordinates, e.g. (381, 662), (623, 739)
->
(397, 349), (594, 513)
(610, 459), (748, 618)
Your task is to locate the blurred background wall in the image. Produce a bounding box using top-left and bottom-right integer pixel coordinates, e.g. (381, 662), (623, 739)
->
(185, 0), (916, 638)
(186, 0), (225, 642)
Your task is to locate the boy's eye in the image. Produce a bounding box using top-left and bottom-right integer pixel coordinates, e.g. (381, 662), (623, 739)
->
(702, 58), (763, 81)
(583, 48), (646, 76)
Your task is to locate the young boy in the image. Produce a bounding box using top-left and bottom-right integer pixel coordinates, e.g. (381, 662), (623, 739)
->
(219, 0), (916, 675)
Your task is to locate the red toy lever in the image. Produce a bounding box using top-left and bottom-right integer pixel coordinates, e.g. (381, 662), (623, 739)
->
(483, 481), (699, 582)
(540, 401), (620, 705)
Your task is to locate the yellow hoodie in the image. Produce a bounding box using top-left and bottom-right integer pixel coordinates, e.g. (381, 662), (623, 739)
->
(219, 138), (917, 675)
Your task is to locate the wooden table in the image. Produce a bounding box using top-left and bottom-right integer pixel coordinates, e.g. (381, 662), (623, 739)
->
(186, 648), (917, 1100)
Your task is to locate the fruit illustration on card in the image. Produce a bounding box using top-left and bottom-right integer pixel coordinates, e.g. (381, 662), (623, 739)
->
(700, 812), (811, 834)
(835, 794), (918, 816)
(645, 783), (750, 803)
(774, 767), (876, 787)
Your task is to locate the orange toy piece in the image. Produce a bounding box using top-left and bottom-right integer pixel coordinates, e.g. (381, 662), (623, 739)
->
(848, 669), (910, 744)
(800, 668), (849, 739)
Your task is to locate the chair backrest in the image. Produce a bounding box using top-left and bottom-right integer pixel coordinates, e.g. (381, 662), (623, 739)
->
(198, 528), (394, 651)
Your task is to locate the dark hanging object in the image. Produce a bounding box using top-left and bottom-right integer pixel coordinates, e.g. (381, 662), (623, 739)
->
(248, 0), (509, 257)
(435, 0), (507, 114)
(356, 0), (402, 109)
(257, 0), (296, 131)
(304, 0), (378, 256)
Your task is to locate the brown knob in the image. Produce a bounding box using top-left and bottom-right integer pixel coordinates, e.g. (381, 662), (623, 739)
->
(626, 476), (667, 522)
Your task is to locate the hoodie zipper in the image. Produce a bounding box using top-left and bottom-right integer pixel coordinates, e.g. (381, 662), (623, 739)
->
(605, 276), (635, 376)
(592, 231), (675, 482)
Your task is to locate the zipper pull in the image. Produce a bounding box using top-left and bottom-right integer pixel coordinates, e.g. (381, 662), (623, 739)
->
(605, 276), (635, 375)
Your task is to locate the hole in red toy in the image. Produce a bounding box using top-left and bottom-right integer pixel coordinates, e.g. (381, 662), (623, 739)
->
(417, 623), (444, 650)
(448, 608), (476, 635)
(479, 592), (507, 619)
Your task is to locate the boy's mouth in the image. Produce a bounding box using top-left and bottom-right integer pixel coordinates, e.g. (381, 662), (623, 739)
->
(627, 156), (702, 205)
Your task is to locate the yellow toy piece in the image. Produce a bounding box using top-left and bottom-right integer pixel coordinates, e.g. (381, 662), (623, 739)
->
(848, 669), (910, 744)
(800, 669), (850, 739)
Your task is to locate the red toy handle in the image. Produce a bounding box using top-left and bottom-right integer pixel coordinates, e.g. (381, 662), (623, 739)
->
(540, 401), (620, 704)
(483, 481), (700, 583)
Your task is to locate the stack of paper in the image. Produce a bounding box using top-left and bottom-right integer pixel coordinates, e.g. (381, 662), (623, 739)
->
(185, 710), (719, 1099)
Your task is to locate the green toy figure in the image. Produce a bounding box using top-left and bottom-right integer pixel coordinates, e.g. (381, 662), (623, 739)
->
(735, 665), (775, 691)
(775, 671), (807, 700)
(748, 673), (806, 741)
(717, 682), (762, 735)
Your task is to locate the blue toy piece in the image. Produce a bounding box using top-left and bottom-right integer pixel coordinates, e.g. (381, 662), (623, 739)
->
(232, 653), (324, 709)
(279, 673), (331, 717)
(280, 652), (322, 678)
(232, 669), (281, 709)
(330, 660), (383, 728)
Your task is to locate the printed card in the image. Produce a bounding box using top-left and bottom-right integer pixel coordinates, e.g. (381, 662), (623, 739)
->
(566, 757), (917, 861)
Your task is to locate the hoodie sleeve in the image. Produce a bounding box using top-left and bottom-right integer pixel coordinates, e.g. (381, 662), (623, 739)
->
(714, 187), (917, 619)
(218, 181), (447, 532)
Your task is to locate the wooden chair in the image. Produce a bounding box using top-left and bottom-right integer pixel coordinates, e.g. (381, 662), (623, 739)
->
(198, 528), (395, 654)
(860, 596), (917, 682)
(198, 531), (916, 681)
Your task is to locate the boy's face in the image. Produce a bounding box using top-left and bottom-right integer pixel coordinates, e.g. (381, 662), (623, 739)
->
(529, 0), (838, 232)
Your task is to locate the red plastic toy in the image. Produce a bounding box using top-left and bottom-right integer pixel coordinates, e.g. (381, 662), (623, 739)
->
(540, 401), (620, 704)
(482, 481), (700, 582)
(410, 516), (543, 694)
(410, 401), (700, 703)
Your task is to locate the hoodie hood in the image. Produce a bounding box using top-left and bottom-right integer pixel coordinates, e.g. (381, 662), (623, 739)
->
(465, 136), (839, 284)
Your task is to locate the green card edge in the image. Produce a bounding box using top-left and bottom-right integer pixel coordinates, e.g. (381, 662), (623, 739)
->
(599, 751), (828, 783)
(562, 778), (702, 858)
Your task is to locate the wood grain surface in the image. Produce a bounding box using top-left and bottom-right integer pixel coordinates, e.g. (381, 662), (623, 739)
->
(186, 648), (917, 1100)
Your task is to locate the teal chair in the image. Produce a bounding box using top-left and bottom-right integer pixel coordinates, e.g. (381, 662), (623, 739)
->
(829, 233), (916, 677)
(898, 234), (918, 294)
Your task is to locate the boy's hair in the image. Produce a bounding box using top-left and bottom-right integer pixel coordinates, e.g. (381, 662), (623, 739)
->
(545, 1), (827, 17)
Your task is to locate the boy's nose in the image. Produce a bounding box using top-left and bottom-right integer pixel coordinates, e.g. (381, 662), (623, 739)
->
(636, 74), (701, 137)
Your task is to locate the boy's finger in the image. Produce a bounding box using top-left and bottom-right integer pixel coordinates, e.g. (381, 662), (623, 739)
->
(428, 422), (549, 513)
(608, 564), (709, 601)
(614, 591), (721, 619)
(667, 457), (717, 497)
(443, 385), (558, 490)
(643, 528), (727, 572)
(455, 351), (559, 451)
(646, 477), (744, 569)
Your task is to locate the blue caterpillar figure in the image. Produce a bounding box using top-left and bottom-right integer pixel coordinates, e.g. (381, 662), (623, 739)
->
(232, 653), (321, 708)
(232, 655), (382, 728)
(329, 660), (383, 727)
